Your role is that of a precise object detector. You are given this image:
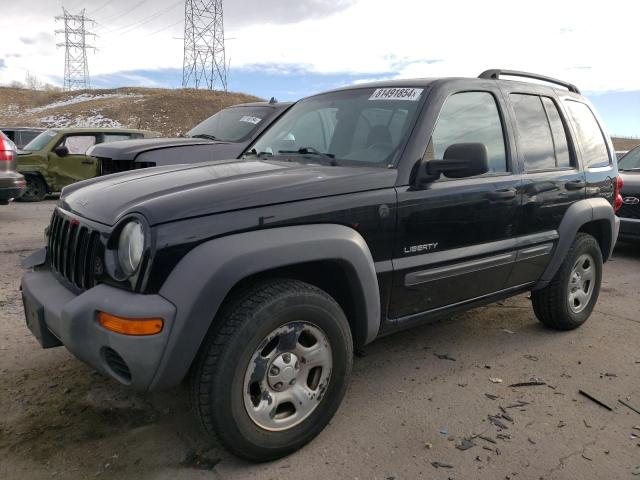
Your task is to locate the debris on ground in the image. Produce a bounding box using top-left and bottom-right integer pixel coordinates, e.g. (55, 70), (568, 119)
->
(506, 400), (530, 408)
(509, 381), (546, 387)
(455, 438), (475, 451)
(496, 433), (511, 441)
(489, 377), (503, 384)
(528, 438), (536, 444)
(424, 442), (432, 449)
(488, 415), (508, 429)
(478, 435), (497, 444)
(181, 450), (221, 470)
(578, 389), (613, 411)
(619, 399), (640, 416)
(431, 461), (453, 469)
(485, 393), (501, 400)
(502, 329), (515, 334)
(523, 354), (539, 361)
(440, 427), (449, 435)
(434, 353), (456, 361)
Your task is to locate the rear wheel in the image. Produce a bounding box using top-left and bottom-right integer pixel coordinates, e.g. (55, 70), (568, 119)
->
(532, 233), (603, 330)
(17, 175), (47, 202)
(190, 279), (353, 461)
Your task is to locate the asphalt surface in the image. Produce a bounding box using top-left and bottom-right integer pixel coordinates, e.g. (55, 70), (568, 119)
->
(1, 199), (639, 480)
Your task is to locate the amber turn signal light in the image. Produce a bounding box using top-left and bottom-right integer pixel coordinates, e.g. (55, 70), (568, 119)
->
(98, 312), (163, 336)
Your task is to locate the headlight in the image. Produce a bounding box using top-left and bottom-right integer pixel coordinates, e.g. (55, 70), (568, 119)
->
(118, 220), (145, 276)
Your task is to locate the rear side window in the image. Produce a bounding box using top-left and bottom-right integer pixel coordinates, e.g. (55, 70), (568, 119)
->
(63, 135), (97, 154)
(426, 91), (507, 173)
(511, 94), (556, 170)
(565, 101), (610, 168)
(102, 134), (132, 143)
(541, 98), (572, 168)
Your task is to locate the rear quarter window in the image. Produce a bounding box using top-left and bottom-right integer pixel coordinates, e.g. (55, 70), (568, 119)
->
(565, 101), (610, 168)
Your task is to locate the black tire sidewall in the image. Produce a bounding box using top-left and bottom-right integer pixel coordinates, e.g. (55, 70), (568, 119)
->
(209, 285), (352, 460)
(557, 235), (603, 326)
(21, 175), (47, 202)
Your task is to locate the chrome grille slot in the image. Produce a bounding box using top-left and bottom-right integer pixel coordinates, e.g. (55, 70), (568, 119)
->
(47, 210), (101, 291)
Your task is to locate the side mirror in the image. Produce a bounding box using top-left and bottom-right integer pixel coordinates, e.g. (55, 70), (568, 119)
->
(427, 143), (490, 179)
(54, 145), (69, 157)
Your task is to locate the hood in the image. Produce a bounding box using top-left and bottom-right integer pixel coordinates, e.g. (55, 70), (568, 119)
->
(60, 159), (397, 226)
(88, 137), (231, 161)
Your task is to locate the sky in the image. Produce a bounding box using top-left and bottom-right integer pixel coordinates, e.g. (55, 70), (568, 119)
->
(1, 0), (639, 137)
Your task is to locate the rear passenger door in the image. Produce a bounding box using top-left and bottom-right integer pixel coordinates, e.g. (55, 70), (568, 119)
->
(502, 88), (586, 286)
(390, 87), (522, 318)
(48, 134), (99, 190)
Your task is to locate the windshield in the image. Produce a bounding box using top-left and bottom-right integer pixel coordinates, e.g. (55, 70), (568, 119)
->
(186, 106), (273, 142)
(619, 146), (640, 170)
(22, 129), (57, 151)
(247, 87), (424, 167)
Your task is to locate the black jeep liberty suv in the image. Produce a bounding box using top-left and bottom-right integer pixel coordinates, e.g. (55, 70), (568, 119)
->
(21, 70), (621, 461)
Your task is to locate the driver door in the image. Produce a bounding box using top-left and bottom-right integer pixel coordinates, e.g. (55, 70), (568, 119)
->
(48, 134), (98, 190)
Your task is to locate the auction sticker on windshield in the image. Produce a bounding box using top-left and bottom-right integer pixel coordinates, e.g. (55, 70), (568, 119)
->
(239, 116), (262, 124)
(369, 88), (423, 101)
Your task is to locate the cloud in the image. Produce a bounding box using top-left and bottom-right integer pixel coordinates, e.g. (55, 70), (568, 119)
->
(0, 59), (5, 69)
(225, 0), (356, 28)
(20, 32), (54, 45)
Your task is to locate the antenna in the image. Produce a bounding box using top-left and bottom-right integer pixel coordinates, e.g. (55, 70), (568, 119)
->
(55, 7), (96, 91)
(182, 0), (228, 91)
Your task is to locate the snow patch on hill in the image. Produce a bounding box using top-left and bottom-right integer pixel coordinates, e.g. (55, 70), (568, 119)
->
(28, 93), (144, 113)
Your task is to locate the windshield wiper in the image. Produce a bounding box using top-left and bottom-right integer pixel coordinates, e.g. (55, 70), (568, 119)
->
(244, 148), (273, 159)
(278, 147), (338, 165)
(191, 133), (218, 141)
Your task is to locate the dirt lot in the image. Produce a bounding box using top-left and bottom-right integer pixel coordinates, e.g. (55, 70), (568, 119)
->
(1, 200), (639, 480)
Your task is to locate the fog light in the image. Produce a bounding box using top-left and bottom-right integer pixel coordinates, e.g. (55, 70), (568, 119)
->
(98, 312), (163, 335)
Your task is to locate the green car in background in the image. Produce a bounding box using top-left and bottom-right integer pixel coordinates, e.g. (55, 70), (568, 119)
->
(17, 128), (161, 201)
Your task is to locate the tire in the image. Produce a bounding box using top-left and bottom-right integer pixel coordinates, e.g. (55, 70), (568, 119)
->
(532, 233), (603, 330)
(190, 279), (353, 462)
(17, 175), (47, 202)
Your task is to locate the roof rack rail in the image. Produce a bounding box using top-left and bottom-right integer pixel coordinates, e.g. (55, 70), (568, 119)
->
(478, 69), (580, 94)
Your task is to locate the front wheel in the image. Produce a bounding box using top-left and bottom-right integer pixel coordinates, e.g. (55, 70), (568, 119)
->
(17, 175), (47, 202)
(190, 279), (353, 461)
(532, 233), (603, 330)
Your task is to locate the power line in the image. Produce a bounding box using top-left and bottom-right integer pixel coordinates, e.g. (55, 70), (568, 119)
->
(91, 0), (117, 15)
(183, 0), (228, 91)
(55, 7), (96, 91)
(100, 0), (149, 24)
(96, 0), (182, 35)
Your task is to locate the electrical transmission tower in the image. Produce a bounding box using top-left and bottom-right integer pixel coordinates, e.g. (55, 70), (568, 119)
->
(55, 8), (96, 91)
(182, 0), (228, 91)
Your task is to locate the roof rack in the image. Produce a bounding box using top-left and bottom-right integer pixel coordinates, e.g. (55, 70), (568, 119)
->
(478, 69), (580, 94)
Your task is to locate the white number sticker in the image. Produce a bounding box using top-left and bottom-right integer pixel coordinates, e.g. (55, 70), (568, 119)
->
(368, 88), (423, 101)
(239, 115), (262, 124)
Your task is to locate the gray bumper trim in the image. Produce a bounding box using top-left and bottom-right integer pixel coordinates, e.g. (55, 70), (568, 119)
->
(21, 270), (176, 390)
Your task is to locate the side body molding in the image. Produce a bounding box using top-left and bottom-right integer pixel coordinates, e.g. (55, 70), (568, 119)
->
(151, 224), (381, 390)
(535, 197), (618, 289)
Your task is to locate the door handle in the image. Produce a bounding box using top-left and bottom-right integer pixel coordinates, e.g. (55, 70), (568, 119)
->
(565, 180), (585, 191)
(81, 159), (95, 165)
(488, 188), (517, 200)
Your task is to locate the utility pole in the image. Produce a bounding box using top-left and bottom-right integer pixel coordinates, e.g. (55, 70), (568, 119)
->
(182, 0), (228, 91)
(55, 8), (96, 91)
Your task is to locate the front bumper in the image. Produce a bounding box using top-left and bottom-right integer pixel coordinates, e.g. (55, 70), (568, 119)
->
(21, 268), (176, 390)
(618, 217), (640, 241)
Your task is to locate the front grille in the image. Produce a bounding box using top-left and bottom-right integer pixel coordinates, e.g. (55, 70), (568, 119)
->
(618, 202), (640, 220)
(48, 210), (101, 291)
(103, 347), (132, 383)
(99, 157), (156, 176)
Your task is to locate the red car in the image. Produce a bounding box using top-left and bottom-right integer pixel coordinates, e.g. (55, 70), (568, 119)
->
(0, 131), (26, 204)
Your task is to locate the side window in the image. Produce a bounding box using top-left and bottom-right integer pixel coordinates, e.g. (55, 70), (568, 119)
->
(102, 134), (132, 144)
(19, 131), (41, 147)
(426, 91), (507, 173)
(565, 101), (610, 168)
(541, 98), (572, 168)
(510, 94), (573, 171)
(63, 135), (97, 155)
(510, 94), (556, 170)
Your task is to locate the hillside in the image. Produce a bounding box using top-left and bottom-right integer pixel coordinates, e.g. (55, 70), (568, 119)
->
(0, 86), (638, 151)
(0, 87), (262, 137)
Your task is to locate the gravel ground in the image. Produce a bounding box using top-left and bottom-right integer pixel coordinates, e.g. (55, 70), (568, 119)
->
(1, 200), (639, 480)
